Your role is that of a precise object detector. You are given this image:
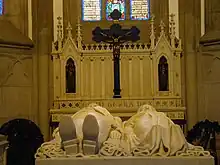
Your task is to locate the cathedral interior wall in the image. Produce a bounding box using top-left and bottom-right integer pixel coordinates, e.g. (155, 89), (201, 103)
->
(0, 0), (220, 141)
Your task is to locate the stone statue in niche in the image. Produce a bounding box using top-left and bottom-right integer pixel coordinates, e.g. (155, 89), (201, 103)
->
(35, 103), (210, 158)
(66, 58), (76, 93)
(158, 56), (169, 91)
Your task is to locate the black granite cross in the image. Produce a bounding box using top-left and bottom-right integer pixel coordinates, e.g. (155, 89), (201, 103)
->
(92, 9), (140, 98)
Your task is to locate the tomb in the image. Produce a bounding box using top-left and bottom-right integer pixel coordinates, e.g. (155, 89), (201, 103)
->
(35, 104), (214, 165)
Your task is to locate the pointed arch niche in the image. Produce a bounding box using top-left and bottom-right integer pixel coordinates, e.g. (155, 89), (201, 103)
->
(65, 58), (76, 93)
(158, 56), (169, 91)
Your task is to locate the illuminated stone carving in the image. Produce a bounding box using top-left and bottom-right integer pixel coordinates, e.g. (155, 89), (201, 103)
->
(35, 104), (210, 158)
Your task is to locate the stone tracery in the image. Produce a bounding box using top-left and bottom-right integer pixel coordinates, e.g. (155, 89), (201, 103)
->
(50, 15), (185, 130)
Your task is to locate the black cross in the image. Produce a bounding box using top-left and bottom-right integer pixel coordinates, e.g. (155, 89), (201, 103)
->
(92, 9), (140, 98)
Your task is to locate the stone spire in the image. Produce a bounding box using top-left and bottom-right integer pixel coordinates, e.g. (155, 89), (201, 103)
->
(66, 22), (72, 38)
(169, 14), (176, 48)
(150, 14), (156, 49)
(57, 16), (63, 52)
(76, 17), (83, 49)
(159, 20), (165, 36)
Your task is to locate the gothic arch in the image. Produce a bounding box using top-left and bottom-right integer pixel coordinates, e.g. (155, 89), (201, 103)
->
(158, 56), (169, 91)
(65, 58), (76, 93)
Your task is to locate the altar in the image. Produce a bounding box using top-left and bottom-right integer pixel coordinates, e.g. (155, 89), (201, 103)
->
(49, 15), (186, 136)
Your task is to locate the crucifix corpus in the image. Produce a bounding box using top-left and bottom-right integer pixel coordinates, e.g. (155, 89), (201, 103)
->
(92, 9), (140, 98)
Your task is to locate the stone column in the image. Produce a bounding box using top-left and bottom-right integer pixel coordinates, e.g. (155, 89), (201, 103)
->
(198, 0), (220, 121)
(32, 0), (53, 141)
(101, 58), (105, 98)
(128, 58), (132, 97)
(139, 57), (144, 97)
(179, 0), (201, 129)
(38, 28), (50, 141)
(90, 58), (94, 97)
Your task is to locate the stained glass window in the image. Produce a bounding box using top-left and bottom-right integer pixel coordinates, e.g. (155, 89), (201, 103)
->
(82, 0), (101, 21)
(130, 0), (150, 20)
(106, 0), (125, 20)
(0, 0), (3, 15)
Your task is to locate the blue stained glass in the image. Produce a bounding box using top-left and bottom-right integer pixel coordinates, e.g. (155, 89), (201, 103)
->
(130, 0), (150, 20)
(82, 0), (102, 21)
(106, 0), (125, 20)
(0, 0), (3, 15)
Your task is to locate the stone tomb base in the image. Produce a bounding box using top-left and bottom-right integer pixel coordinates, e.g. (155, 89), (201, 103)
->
(36, 156), (214, 165)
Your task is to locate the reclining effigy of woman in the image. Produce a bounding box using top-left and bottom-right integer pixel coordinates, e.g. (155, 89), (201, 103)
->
(35, 103), (210, 158)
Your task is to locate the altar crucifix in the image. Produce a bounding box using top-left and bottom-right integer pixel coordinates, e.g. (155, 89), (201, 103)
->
(92, 9), (140, 98)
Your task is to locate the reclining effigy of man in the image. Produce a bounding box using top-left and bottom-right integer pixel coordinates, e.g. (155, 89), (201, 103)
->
(35, 103), (210, 158)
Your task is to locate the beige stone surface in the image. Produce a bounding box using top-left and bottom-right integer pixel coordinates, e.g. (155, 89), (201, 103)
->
(3, 0), (28, 36)
(0, 19), (33, 47)
(36, 156), (214, 165)
(0, 46), (34, 124)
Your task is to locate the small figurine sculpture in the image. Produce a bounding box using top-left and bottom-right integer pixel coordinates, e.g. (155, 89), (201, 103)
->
(35, 104), (210, 158)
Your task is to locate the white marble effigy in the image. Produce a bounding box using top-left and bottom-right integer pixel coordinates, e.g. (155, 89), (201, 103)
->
(35, 104), (214, 165)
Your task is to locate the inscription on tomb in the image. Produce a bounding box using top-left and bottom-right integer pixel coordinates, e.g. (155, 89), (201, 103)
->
(51, 98), (185, 122)
(54, 98), (183, 110)
(80, 100), (149, 109)
(51, 111), (185, 122)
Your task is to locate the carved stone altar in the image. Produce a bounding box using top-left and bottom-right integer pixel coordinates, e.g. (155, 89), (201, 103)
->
(49, 15), (186, 136)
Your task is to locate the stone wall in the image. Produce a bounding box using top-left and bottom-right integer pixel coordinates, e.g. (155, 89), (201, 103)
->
(3, 0), (29, 37)
(0, 46), (34, 124)
(0, 18), (34, 125)
(197, 0), (220, 122)
(1, 0), (220, 140)
(198, 35), (220, 121)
